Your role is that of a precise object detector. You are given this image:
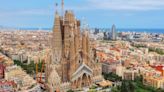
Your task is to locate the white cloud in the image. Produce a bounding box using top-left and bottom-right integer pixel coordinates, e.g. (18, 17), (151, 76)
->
(0, 8), (52, 17)
(72, 0), (164, 11)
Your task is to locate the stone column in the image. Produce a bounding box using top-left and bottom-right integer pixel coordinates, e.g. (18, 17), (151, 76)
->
(87, 75), (90, 86)
(20, 54), (23, 63)
(73, 81), (75, 89)
(75, 80), (78, 88)
(132, 72), (134, 80)
(79, 76), (82, 89)
(27, 56), (31, 64)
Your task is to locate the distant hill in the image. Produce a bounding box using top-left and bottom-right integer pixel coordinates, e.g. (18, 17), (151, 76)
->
(0, 25), (5, 29)
(0, 25), (15, 30)
(0, 25), (52, 31)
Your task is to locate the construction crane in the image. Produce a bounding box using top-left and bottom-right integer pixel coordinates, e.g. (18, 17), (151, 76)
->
(35, 61), (38, 82)
(34, 51), (45, 90)
(35, 49), (46, 82)
(39, 56), (46, 82)
(35, 49), (56, 92)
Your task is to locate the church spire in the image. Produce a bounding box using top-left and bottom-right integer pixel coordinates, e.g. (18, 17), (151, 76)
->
(52, 3), (62, 64)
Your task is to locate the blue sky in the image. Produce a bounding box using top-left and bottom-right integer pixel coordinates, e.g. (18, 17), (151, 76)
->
(0, 0), (164, 28)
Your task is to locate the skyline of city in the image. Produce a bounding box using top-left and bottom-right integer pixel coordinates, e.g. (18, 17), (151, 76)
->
(0, 0), (164, 92)
(0, 0), (164, 30)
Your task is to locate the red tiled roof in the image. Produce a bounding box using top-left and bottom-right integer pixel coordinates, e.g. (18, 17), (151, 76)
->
(151, 65), (164, 74)
(0, 81), (15, 86)
(110, 48), (120, 52)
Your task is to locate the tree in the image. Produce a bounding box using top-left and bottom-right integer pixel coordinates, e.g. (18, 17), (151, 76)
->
(67, 89), (74, 92)
(103, 72), (122, 82)
(111, 87), (120, 92)
(156, 88), (164, 92)
(14, 60), (43, 75)
(129, 82), (135, 92)
(121, 81), (128, 92)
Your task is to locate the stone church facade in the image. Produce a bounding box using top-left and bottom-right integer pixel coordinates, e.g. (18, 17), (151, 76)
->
(46, 9), (103, 91)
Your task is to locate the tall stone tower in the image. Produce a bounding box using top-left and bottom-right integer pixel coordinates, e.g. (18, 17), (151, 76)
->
(48, 1), (103, 91)
(52, 11), (62, 64)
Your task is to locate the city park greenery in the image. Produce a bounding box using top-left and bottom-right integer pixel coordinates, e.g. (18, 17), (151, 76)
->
(102, 73), (164, 92)
(14, 60), (43, 75)
(133, 44), (164, 55)
(149, 48), (164, 55)
(103, 72), (122, 82)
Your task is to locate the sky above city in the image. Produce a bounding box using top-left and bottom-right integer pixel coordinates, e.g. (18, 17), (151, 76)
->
(0, 0), (164, 29)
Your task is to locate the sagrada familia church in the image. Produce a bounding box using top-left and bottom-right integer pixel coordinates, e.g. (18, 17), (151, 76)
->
(45, 0), (103, 91)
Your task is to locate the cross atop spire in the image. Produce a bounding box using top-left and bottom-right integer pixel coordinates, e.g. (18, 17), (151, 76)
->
(62, 0), (64, 17)
(55, 3), (58, 14)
